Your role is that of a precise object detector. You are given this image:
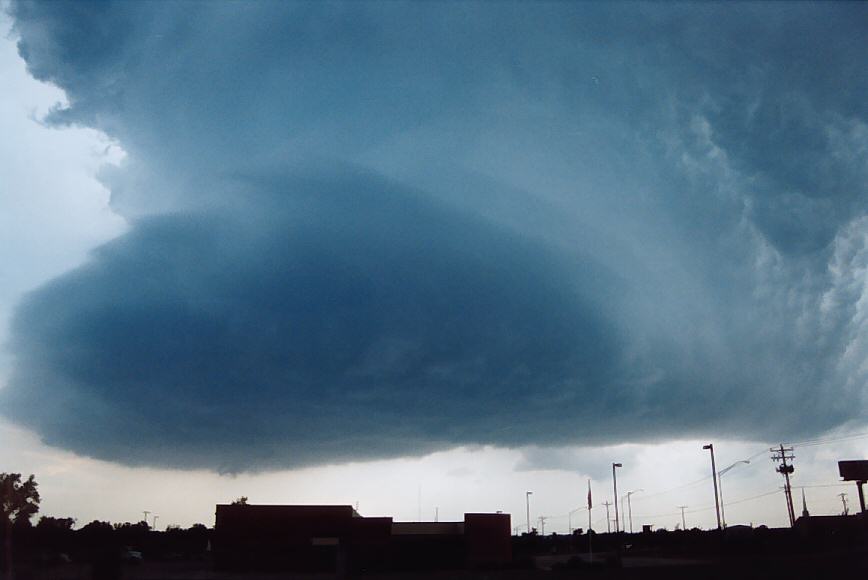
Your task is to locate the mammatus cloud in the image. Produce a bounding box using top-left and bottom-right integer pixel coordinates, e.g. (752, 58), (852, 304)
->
(2, 1), (868, 471)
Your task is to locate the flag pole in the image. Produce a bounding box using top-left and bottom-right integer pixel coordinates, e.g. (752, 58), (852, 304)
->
(587, 479), (593, 561)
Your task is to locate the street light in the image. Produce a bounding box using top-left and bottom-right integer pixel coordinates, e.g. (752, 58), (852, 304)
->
(718, 460), (750, 528)
(626, 489), (644, 533)
(612, 463), (622, 532)
(526, 491), (533, 534)
(703, 444), (722, 530)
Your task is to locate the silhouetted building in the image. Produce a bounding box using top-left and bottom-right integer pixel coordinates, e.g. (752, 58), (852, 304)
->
(213, 504), (510, 573)
(839, 459), (868, 513)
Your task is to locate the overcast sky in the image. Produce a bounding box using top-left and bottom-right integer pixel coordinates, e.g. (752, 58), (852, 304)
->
(1, 1), (867, 531)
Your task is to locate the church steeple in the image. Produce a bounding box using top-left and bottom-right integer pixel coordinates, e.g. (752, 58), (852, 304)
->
(801, 488), (810, 518)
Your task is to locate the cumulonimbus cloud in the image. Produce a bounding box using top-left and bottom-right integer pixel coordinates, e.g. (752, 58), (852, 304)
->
(3, 1), (868, 471)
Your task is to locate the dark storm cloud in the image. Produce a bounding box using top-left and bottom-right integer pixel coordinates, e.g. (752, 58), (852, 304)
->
(4, 169), (635, 471)
(3, 1), (868, 470)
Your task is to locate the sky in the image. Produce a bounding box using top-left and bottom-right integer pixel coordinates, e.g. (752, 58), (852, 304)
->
(1, 1), (867, 531)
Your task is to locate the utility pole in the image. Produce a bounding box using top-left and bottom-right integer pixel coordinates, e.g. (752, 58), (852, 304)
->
(602, 501), (612, 533)
(677, 506), (687, 530)
(525, 491), (533, 534)
(838, 493), (849, 516)
(143, 511), (150, 526)
(770, 445), (796, 526)
(434, 507), (439, 522)
(612, 463), (622, 533)
(153, 515), (159, 531)
(702, 444), (722, 530)
(538, 516), (547, 536)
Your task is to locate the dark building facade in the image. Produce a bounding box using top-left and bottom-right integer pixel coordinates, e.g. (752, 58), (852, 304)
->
(213, 504), (510, 573)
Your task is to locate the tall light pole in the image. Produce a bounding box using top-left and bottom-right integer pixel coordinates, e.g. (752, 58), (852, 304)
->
(626, 489), (643, 534)
(703, 444), (722, 530)
(612, 463), (622, 532)
(620, 494), (626, 532)
(526, 491), (533, 533)
(717, 460), (750, 528)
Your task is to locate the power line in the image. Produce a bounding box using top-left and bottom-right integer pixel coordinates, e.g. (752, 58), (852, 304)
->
(632, 488), (782, 520)
(798, 482), (851, 489)
(544, 432), (867, 531)
(581, 433), (862, 516)
(786, 431), (868, 448)
(630, 509), (683, 519)
(629, 448), (769, 506)
(718, 488), (781, 508)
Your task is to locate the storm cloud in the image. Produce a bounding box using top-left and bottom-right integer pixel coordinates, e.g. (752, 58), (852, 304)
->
(3, 1), (868, 470)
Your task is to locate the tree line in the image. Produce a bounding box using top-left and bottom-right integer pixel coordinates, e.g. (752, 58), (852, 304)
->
(1, 473), (212, 574)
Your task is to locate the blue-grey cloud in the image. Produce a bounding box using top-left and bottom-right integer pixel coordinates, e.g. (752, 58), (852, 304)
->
(3, 1), (868, 470)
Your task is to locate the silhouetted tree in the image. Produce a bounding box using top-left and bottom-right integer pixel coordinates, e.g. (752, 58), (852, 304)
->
(36, 516), (75, 532)
(231, 496), (248, 505)
(1, 473), (40, 577)
(0, 473), (40, 525)
(112, 521), (150, 533)
(35, 516), (75, 555)
(79, 520), (113, 535)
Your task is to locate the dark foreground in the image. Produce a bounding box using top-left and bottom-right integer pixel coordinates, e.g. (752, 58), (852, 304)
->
(9, 549), (868, 580)
(7, 515), (868, 580)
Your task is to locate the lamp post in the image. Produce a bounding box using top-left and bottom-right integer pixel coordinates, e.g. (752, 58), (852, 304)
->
(526, 491), (533, 534)
(626, 489), (644, 533)
(612, 463), (622, 532)
(703, 444), (722, 530)
(718, 460), (750, 528)
(619, 494), (626, 533)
